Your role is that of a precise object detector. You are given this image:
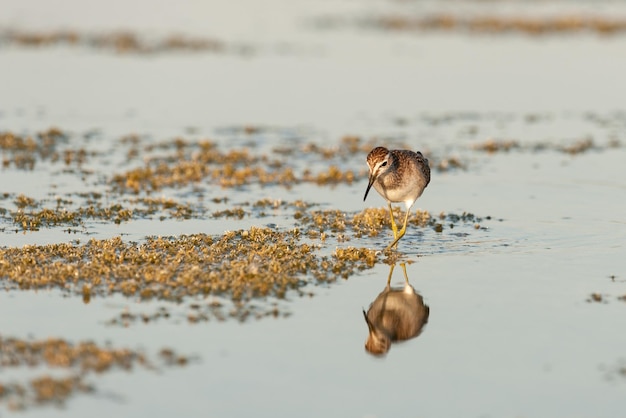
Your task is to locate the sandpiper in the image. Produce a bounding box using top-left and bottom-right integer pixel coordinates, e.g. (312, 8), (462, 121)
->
(363, 146), (430, 251)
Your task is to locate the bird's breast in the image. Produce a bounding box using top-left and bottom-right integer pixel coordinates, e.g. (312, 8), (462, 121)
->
(374, 174), (421, 204)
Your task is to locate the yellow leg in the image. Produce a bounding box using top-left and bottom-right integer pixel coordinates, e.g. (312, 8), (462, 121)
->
(387, 202), (398, 238)
(400, 263), (409, 284)
(386, 263), (395, 286)
(385, 208), (411, 251)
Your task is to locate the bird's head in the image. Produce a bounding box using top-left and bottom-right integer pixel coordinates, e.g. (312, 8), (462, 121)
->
(363, 309), (391, 356)
(364, 147), (391, 201)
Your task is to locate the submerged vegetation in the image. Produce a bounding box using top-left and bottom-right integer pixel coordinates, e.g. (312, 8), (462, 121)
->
(0, 336), (190, 410)
(0, 227), (378, 303)
(0, 28), (228, 55)
(315, 13), (626, 37)
(371, 14), (626, 36)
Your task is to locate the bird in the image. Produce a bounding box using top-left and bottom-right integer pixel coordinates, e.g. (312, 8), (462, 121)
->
(363, 263), (430, 356)
(363, 146), (430, 251)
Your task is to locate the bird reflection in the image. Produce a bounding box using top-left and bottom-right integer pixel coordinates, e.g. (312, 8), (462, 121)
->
(363, 263), (429, 356)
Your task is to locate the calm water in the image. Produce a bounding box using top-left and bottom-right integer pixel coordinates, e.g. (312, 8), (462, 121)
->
(1, 0), (626, 417)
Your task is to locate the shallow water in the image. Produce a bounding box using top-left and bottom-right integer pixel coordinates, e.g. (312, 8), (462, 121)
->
(1, 0), (626, 417)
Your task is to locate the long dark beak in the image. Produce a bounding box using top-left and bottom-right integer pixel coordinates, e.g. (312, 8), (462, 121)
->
(363, 174), (375, 201)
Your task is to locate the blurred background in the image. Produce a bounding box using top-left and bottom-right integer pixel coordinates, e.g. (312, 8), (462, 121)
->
(3, 0), (626, 134)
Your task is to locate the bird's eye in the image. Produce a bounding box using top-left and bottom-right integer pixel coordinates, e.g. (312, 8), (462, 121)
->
(381, 161), (387, 167)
